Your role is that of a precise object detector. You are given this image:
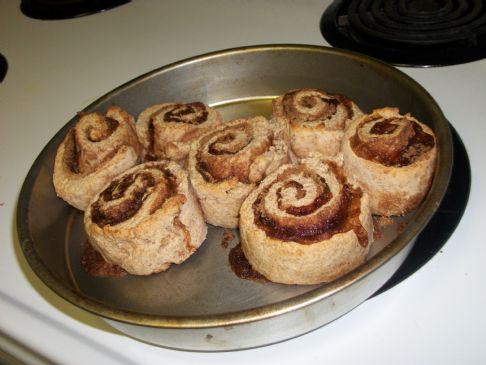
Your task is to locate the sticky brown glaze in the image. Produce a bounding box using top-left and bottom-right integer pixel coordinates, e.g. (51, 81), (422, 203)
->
(143, 102), (211, 160)
(162, 102), (209, 124)
(221, 230), (235, 248)
(281, 88), (354, 124)
(195, 121), (272, 184)
(144, 120), (158, 161)
(173, 216), (194, 253)
(63, 130), (80, 173)
(62, 107), (140, 175)
(63, 116), (120, 173)
(252, 164), (369, 247)
(86, 116), (119, 142)
(351, 116), (435, 167)
(90, 166), (178, 228)
(229, 243), (268, 283)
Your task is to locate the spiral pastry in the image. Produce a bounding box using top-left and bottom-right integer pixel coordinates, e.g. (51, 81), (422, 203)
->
(136, 101), (223, 163)
(53, 106), (142, 210)
(84, 161), (207, 276)
(342, 107), (437, 216)
(239, 157), (373, 285)
(187, 116), (289, 228)
(272, 88), (363, 159)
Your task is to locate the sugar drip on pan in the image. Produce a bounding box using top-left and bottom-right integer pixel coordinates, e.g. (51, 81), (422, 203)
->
(81, 241), (126, 278)
(229, 243), (268, 283)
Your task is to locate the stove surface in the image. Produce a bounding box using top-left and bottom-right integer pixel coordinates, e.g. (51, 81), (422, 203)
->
(1, 1), (485, 364)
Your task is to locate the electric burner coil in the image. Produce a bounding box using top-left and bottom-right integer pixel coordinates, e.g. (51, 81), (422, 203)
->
(320, 0), (486, 66)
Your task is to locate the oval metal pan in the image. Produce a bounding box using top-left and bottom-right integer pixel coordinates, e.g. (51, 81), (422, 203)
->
(16, 44), (453, 351)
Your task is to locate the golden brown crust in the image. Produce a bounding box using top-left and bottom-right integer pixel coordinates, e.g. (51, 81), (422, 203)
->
(136, 102), (223, 163)
(188, 116), (290, 228)
(341, 107), (437, 216)
(83, 160), (207, 275)
(53, 106), (142, 210)
(239, 157), (373, 285)
(272, 88), (363, 158)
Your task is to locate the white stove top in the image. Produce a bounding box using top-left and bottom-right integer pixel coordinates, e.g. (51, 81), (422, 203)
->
(1, 1), (485, 364)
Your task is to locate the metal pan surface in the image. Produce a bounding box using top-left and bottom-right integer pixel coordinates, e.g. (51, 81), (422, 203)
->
(17, 44), (453, 351)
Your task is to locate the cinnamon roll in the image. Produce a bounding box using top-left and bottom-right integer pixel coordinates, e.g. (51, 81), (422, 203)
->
(53, 106), (142, 210)
(84, 161), (207, 276)
(272, 88), (363, 158)
(188, 116), (289, 228)
(136, 101), (223, 163)
(239, 157), (373, 285)
(341, 107), (437, 216)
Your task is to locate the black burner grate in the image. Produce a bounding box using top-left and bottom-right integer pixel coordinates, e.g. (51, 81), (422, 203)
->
(320, 0), (486, 66)
(21, 0), (130, 20)
(0, 53), (7, 83)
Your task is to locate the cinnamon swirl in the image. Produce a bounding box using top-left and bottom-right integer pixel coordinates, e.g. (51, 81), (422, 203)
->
(272, 88), (363, 158)
(136, 101), (222, 163)
(53, 106), (142, 210)
(239, 157), (373, 285)
(342, 107), (437, 216)
(188, 116), (289, 228)
(84, 161), (207, 276)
